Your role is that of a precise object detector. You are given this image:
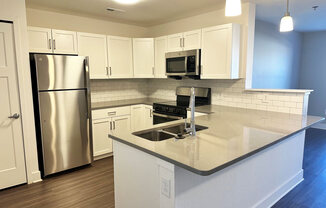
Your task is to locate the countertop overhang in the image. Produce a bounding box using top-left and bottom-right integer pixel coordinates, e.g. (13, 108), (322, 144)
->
(100, 100), (324, 176)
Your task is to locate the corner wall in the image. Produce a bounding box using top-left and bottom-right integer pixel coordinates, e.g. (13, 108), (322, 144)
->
(252, 20), (302, 89)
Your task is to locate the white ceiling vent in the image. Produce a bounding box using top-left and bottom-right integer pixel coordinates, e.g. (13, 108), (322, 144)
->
(106, 7), (126, 13)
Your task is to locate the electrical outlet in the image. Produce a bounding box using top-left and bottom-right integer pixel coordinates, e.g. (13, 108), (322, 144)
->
(161, 178), (171, 198)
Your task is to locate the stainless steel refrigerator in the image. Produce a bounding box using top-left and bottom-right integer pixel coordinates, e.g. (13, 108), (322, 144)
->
(30, 54), (93, 177)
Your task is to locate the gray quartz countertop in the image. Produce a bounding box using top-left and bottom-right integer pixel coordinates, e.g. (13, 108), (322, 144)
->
(110, 104), (324, 176)
(91, 98), (172, 110)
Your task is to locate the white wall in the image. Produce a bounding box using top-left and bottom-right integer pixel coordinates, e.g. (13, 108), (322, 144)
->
(26, 8), (149, 37)
(252, 20), (302, 89)
(0, 0), (41, 183)
(299, 31), (326, 117)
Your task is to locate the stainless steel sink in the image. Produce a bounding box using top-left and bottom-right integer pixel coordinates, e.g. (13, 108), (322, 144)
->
(133, 130), (174, 141)
(133, 123), (208, 141)
(163, 123), (208, 136)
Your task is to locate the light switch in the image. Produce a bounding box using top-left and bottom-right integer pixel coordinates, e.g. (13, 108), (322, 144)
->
(161, 177), (171, 198)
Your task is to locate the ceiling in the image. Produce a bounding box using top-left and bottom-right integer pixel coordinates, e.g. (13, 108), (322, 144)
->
(25, 0), (226, 27)
(26, 0), (326, 31)
(254, 0), (326, 32)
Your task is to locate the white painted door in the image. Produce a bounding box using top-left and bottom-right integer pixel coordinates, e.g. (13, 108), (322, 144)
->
(133, 38), (155, 78)
(78, 32), (108, 79)
(201, 25), (232, 79)
(167, 33), (183, 52)
(107, 36), (133, 78)
(183, 29), (201, 50)
(143, 105), (153, 128)
(154, 36), (167, 78)
(131, 105), (144, 131)
(52, 29), (78, 54)
(112, 115), (131, 136)
(92, 118), (112, 157)
(0, 22), (27, 190)
(27, 26), (52, 53)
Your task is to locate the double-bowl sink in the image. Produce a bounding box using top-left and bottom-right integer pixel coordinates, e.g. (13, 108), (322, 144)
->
(133, 123), (208, 141)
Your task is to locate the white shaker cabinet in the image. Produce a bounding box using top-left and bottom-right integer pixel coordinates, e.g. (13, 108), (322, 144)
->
(27, 27), (52, 53)
(154, 36), (168, 78)
(167, 33), (183, 52)
(133, 38), (155, 78)
(143, 105), (153, 128)
(201, 23), (240, 79)
(167, 30), (201, 52)
(77, 32), (108, 79)
(107, 36), (134, 78)
(27, 27), (78, 54)
(112, 115), (131, 137)
(183, 29), (202, 51)
(52, 29), (78, 54)
(92, 118), (112, 158)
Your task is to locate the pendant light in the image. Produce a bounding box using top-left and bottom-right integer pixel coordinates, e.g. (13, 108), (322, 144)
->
(225, 0), (242, 17)
(280, 0), (294, 32)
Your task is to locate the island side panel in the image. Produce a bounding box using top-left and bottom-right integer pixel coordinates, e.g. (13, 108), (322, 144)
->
(113, 141), (176, 208)
(174, 131), (306, 208)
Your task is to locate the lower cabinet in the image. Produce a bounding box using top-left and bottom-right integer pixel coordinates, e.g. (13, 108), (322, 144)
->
(92, 106), (131, 160)
(131, 104), (153, 132)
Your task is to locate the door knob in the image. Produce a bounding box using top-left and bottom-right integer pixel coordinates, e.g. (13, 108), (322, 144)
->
(8, 113), (20, 119)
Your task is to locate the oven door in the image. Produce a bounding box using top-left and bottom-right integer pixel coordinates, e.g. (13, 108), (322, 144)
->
(153, 112), (184, 125)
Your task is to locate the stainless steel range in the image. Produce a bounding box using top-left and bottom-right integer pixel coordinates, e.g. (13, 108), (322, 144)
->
(153, 87), (211, 125)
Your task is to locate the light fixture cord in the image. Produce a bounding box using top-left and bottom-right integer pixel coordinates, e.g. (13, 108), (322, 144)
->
(286, 0), (290, 14)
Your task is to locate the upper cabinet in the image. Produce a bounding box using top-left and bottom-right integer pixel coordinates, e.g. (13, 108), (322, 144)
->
(167, 33), (183, 52)
(133, 38), (155, 78)
(107, 36), (134, 79)
(51, 29), (78, 54)
(183, 29), (202, 50)
(167, 29), (201, 52)
(77, 32), (108, 79)
(27, 27), (52, 53)
(27, 27), (77, 54)
(154, 36), (168, 78)
(201, 24), (240, 79)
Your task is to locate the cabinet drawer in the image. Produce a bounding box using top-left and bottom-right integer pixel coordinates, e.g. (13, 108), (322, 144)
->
(92, 106), (131, 120)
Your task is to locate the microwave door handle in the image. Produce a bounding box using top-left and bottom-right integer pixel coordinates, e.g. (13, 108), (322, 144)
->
(185, 56), (188, 73)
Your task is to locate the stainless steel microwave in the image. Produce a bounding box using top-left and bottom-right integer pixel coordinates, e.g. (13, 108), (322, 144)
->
(165, 49), (201, 77)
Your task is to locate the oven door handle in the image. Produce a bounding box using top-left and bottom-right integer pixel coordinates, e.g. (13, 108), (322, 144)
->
(152, 112), (184, 120)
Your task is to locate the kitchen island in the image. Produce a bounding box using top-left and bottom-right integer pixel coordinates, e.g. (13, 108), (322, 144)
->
(110, 105), (323, 208)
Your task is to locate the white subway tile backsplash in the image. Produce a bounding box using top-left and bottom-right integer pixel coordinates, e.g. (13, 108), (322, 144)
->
(90, 78), (309, 115)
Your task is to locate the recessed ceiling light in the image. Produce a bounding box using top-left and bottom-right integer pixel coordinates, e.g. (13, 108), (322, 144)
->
(113, 0), (140, 5)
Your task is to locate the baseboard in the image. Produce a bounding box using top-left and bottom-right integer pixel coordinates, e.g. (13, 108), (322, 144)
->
(94, 152), (113, 161)
(29, 170), (42, 184)
(254, 169), (304, 208)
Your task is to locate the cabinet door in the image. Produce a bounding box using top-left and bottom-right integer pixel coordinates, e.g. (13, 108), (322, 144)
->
(154, 36), (167, 78)
(167, 33), (183, 52)
(133, 38), (155, 78)
(27, 27), (52, 53)
(112, 115), (131, 136)
(143, 105), (153, 128)
(131, 105), (144, 131)
(52, 29), (78, 54)
(107, 36), (133, 78)
(183, 29), (201, 50)
(78, 32), (108, 79)
(92, 118), (112, 157)
(201, 24), (240, 79)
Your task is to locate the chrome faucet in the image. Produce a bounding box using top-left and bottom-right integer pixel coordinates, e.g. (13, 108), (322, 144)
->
(185, 87), (196, 136)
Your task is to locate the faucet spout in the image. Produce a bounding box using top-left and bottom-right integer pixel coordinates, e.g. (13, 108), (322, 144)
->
(188, 87), (196, 136)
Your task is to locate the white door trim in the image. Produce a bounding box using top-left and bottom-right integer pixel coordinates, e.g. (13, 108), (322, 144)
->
(2, 17), (42, 184)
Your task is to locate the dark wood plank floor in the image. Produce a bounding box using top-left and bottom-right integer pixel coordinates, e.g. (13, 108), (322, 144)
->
(273, 128), (326, 208)
(1, 128), (326, 208)
(0, 157), (115, 208)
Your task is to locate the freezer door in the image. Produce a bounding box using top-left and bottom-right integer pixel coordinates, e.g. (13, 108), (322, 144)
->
(34, 54), (86, 91)
(38, 90), (92, 176)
